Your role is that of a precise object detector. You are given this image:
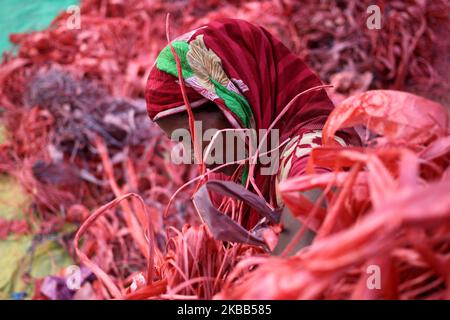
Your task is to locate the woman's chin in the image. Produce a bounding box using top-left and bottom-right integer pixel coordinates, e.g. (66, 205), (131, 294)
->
(205, 163), (238, 176)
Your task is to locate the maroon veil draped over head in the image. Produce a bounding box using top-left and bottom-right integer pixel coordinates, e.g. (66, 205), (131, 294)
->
(146, 19), (360, 228)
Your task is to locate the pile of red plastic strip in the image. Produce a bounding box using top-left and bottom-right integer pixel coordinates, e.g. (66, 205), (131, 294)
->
(0, 0), (448, 299)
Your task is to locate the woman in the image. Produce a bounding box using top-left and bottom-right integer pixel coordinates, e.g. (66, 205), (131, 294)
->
(145, 19), (360, 254)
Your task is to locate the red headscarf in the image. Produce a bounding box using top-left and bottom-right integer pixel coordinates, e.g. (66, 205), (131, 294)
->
(146, 19), (338, 138)
(146, 19), (359, 226)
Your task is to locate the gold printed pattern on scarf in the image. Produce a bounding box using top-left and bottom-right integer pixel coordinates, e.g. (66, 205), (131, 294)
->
(187, 35), (229, 91)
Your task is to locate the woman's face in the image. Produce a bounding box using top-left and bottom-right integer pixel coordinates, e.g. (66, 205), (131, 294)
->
(155, 102), (239, 176)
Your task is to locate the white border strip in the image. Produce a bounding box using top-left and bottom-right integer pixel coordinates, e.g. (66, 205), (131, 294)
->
(153, 98), (209, 121)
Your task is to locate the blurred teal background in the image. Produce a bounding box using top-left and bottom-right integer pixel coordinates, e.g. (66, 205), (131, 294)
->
(0, 0), (79, 55)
